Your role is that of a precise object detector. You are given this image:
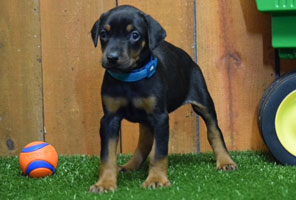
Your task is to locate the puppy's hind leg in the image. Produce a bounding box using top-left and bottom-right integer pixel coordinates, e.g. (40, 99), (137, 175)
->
(119, 123), (154, 172)
(189, 81), (237, 170)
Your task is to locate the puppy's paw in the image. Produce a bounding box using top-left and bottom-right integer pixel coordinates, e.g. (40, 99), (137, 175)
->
(119, 164), (139, 172)
(119, 166), (132, 172)
(217, 163), (238, 171)
(142, 175), (171, 189)
(217, 160), (238, 171)
(89, 181), (117, 193)
(216, 153), (238, 171)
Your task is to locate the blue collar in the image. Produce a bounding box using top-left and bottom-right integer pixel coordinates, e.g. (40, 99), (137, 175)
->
(107, 56), (158, 82)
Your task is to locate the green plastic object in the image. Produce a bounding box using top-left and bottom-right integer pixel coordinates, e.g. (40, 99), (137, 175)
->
(256, 0), (296, 59)
(256, 0), (296, 13)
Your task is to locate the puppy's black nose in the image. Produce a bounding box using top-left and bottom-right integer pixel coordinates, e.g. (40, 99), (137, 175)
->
(107, 51), (119, 63)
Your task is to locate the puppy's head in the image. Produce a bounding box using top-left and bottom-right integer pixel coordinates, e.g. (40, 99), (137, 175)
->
(91, 5), (166, 72)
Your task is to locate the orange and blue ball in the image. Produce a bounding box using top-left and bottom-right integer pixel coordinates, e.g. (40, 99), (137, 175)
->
(19, 141), (58, 178)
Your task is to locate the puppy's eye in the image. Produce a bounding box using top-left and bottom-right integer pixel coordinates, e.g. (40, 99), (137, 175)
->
(130, 31), (140, 41)
(100, 30), (107, 39)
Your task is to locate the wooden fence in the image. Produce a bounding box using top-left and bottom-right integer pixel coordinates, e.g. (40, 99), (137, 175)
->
(2, 0), (295, 156)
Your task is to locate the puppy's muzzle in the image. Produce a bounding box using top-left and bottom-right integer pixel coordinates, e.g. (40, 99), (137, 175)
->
(103, 50), (131, 71)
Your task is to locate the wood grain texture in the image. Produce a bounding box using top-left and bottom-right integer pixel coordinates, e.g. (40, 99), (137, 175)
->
(196, 0), (274, 151)
(41, 0), (115, 154)
(118, 0), (198, 154)
(0, 0), (43, 155)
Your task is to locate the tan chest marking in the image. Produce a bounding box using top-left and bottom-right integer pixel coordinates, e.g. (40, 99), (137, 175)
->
(102, 96), (128, 113)
(133, 96), (157, 113)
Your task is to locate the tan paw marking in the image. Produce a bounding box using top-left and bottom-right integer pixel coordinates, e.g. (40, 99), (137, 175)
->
(142, 175), (171, 189)
(89, 180), (117, 193)
(217, 158), (238, 171)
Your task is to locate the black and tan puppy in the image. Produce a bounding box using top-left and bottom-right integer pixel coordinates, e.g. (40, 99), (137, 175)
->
(89, 5), (237, 193)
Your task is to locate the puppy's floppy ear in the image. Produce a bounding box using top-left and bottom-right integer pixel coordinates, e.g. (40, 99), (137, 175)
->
(91, 13), (106, 47)
(144, 15), (166, 50)
(91, 19), (100, 47)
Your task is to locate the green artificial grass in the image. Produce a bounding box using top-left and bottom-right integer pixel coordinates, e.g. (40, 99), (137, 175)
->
(1, 152), (296, 200)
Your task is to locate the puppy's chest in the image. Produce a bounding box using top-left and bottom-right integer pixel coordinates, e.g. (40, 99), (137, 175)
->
(102, 95), (157, 122)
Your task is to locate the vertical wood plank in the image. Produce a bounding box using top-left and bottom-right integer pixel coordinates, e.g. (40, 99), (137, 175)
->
(0, 0), (43, 155)
(118, 0), (198, 154)
(196, 0), (274, 151)
(41, 0), (116, 154)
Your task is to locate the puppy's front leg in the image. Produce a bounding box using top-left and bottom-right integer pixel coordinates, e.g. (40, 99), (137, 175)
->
(89, 115), (121, 193)
(143, 113), (171, 189)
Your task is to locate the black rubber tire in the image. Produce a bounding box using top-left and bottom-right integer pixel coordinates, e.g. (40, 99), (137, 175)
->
(258, 71), (296, 165)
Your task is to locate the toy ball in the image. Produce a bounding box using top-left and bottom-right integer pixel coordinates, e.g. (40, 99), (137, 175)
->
(19, 141), (58, 178)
